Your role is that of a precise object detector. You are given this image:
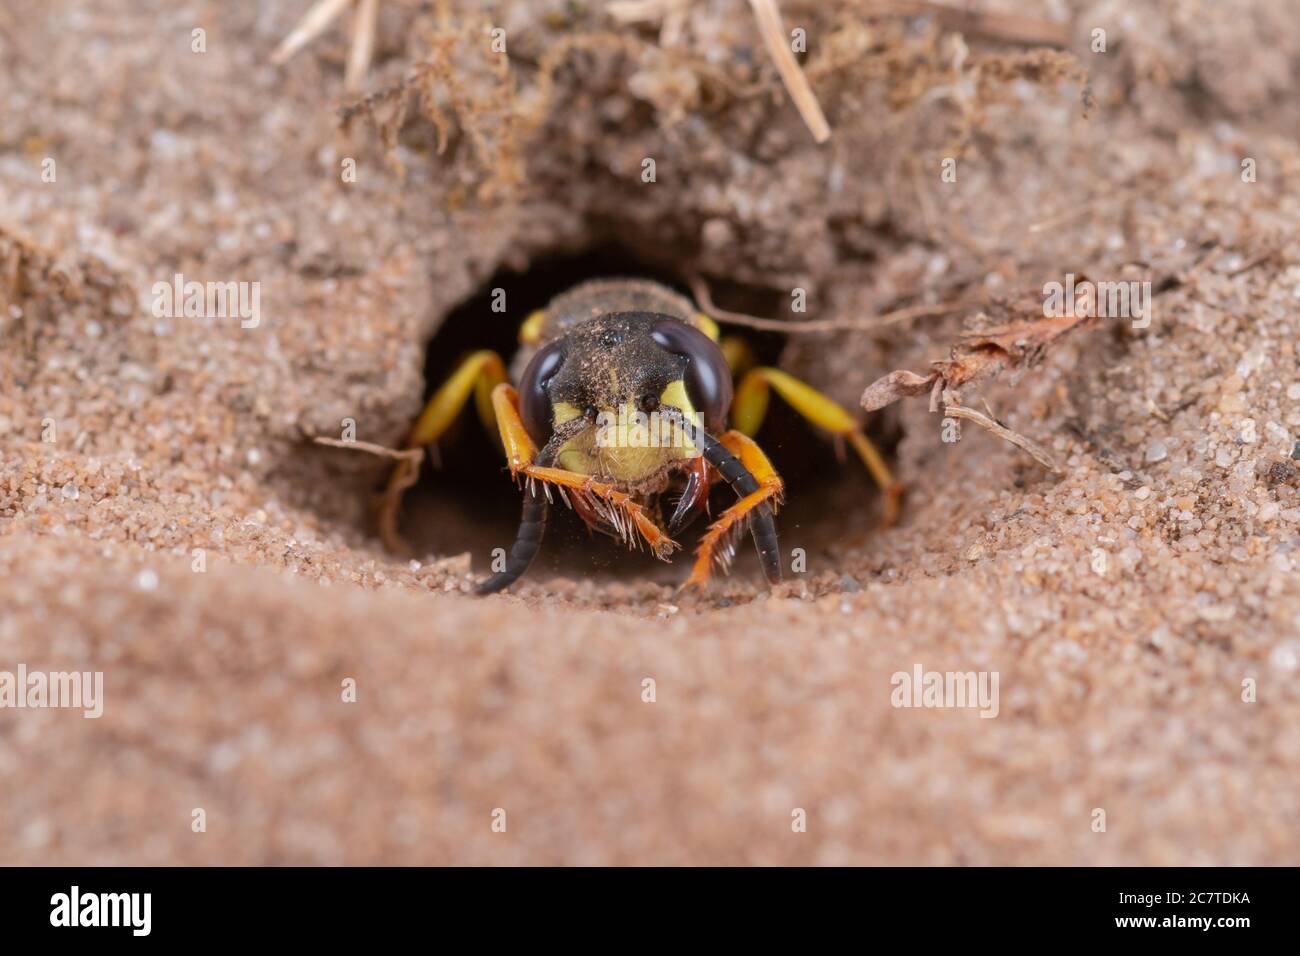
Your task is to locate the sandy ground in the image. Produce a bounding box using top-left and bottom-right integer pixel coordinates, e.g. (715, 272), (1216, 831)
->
(1, 0), (1299, 864)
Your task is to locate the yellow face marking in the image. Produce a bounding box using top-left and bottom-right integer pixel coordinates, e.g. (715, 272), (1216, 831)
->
(554, 387), (702, 482)
(659, 380), (700, 454)
(659, 379), (695, 417)
(551, 401), (582, 428)
(557, 415), (681, 481)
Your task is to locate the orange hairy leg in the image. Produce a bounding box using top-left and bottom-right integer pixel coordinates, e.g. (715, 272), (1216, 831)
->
(476, 384), (679, 594)
(679, 429), (784, 592)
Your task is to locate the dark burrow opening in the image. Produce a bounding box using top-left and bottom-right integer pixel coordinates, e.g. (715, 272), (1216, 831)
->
(397, 245), (902, 588)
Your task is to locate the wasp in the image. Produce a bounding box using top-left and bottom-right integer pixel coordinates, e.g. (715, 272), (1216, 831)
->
(379, 279), (900, 594)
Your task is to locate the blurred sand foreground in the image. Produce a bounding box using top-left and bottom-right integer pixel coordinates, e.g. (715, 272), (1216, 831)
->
(1, 1), (1299, 864)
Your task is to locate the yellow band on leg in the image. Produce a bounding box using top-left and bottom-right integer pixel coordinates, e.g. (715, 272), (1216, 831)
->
(407, 350), (507, 448)
(731, 366), (903, 525)
(692, 312), (721, 342)
(379, 350), (507, 553)
(519, 309), (547, 345)
(682, 430), (784, 591)
(718, 334), (757, 379)
(737, 367), (857, 432)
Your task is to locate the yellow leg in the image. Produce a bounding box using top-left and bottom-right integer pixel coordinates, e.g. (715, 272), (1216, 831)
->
(692, 311), (722, 342)
(489, 384), (678, 559)
(378, 350), (507, 551)
(407, 350), (507, 448)
(731, 364), (903, 527)
(519, 309), (547, 345)
(717, 332), (757, 377)
(682, 430), (785, 591)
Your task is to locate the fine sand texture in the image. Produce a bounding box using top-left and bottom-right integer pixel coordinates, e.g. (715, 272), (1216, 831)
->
(2, 0), (1299, 864)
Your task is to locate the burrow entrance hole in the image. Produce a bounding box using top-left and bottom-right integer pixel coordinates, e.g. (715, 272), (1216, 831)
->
(397, 245), (901, 586)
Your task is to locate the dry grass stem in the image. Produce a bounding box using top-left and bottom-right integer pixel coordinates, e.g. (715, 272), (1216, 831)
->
(942, 402), (1059, 471)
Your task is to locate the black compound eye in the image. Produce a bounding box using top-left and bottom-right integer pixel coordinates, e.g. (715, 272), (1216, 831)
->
(649, 318), (732, 432)
(516, 340), (566, 446)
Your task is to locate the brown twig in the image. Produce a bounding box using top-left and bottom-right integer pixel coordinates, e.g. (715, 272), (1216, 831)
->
(879, 1), (1071, 48)
(1225, 242), (1284, 277)
(272, 0), (353, 66)
(346, 0), (380, 92)
(861, 308), (1099, 410)
(688, 272), (971, 334)
(608, 0), (831, 143)
(942, 402), (1059, 471)
(312, 436), (426, 553)
(312, 435), (424, 465)
(858, 302), (1102, 471)
(746, 0), (831, 143)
